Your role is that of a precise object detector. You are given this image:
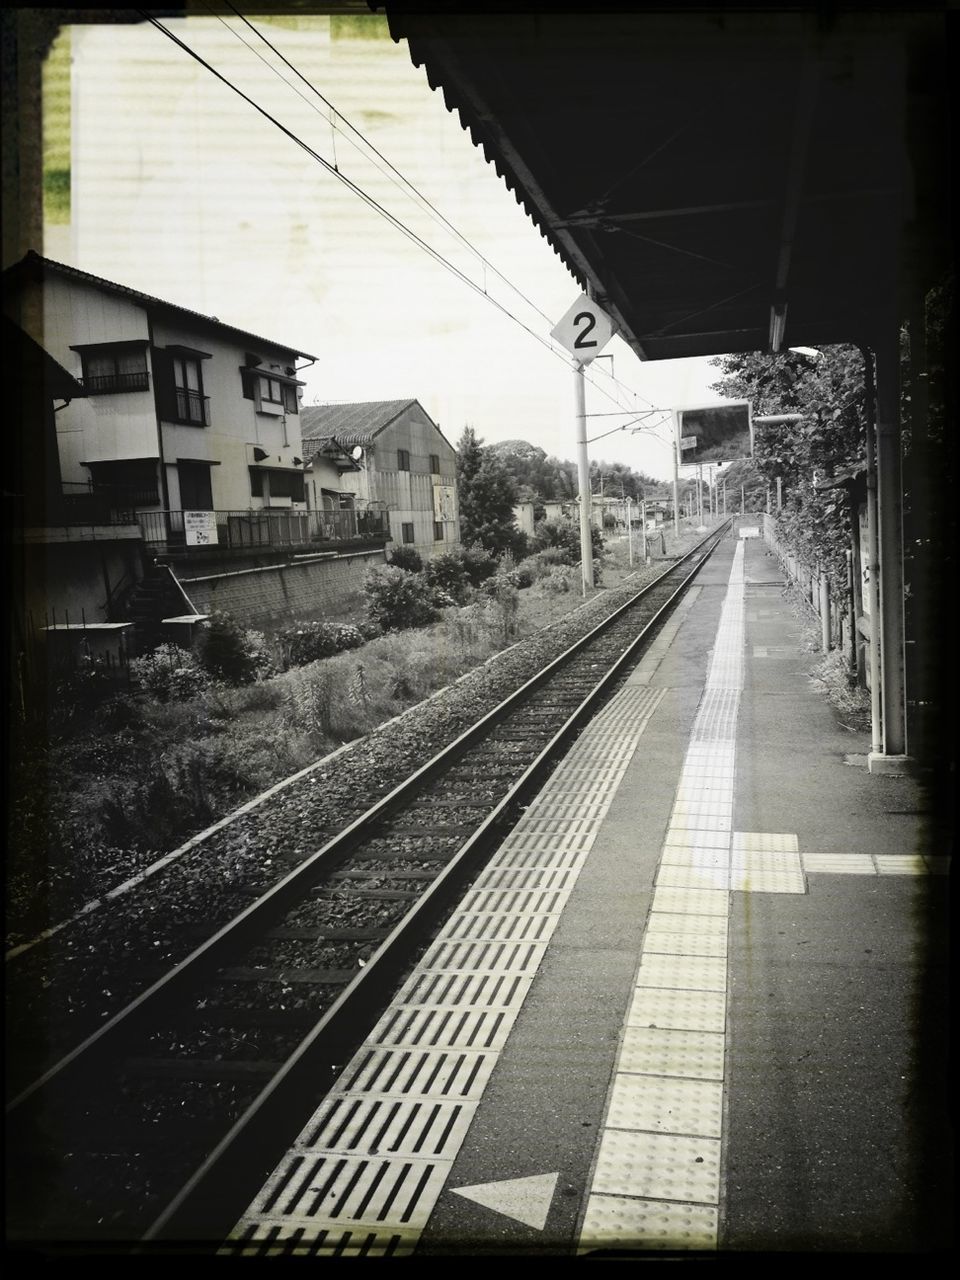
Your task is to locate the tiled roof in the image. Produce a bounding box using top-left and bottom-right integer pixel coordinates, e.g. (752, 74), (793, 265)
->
(7, 251), (317, 362)
(300, 400), (418, 450)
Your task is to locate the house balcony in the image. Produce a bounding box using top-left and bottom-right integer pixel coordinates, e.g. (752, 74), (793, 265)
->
(79, 370), (151, 394)
(135, 507), (390, 555)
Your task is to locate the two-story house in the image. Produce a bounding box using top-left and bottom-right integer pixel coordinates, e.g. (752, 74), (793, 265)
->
(300, 400), (460, 561)
(6, 251), (323, 554)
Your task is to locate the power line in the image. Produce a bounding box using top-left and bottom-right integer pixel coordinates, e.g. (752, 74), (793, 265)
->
(139, 13), (657, 420)
(218, 5), (662, 418)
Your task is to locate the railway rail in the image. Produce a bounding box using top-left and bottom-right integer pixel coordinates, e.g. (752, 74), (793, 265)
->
(8, 522), (730, 1250)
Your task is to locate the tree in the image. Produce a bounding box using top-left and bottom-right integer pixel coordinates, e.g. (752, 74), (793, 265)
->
(456, 426), (524, 558)
(709, 346), (868, 581)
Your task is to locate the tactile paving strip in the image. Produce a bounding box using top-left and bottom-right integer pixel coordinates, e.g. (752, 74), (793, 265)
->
(591, 1129), (722, 1203)
(578, 1195), (718, 1252)
(576, 541), (747, 1253)
(605, 1072), (724, 1137)
(226, 656), (667, 1254)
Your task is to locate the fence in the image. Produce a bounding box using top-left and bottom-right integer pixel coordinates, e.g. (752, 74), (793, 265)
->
(762, 513), (855, 665)
(135, 507), (390, 553)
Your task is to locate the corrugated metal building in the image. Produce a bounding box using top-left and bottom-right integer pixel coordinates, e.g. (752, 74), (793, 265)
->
(301, 399), (460, 560)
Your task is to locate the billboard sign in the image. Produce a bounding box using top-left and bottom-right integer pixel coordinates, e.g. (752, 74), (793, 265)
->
(674, 401), (753, 466)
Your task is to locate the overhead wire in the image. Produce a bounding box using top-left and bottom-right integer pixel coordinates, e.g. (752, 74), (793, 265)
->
(140, 11), (663, 421)
(220, 4), (662, 417)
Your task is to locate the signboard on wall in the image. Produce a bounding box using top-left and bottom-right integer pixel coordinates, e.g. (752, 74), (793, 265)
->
(674, 401), (753, 465)
(184, 510), (219, 546)
(433, 484), (457, 522)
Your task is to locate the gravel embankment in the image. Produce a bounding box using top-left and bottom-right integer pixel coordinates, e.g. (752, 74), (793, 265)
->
(6, 540), (710, 1084)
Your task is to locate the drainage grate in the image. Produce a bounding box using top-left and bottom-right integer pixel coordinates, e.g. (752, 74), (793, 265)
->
(459, 887), (568, 914)
(393, 970), (533, 1010)
(418, 938), (547, 975)
(367, 1005), (520, 1053)
(300, 1095), (476, 1159)
(336, 1047), (498, 1101)
(437, 911), (560, 944)
(222, 1221), (419, 1257)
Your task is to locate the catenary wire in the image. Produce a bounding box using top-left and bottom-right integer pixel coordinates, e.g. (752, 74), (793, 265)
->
(143, 10), (658, 419)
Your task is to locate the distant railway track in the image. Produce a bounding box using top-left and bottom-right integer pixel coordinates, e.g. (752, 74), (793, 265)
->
(7, 522), (730, 1249)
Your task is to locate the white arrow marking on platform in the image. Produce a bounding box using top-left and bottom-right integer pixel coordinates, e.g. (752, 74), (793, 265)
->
(451, 1172), (559, 1231)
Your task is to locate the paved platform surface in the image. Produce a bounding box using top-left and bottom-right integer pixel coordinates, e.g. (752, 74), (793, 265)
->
(227, 524), (952, 1257)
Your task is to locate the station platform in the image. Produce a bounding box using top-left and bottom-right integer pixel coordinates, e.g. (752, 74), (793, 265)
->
(226, 524), (952, 1257)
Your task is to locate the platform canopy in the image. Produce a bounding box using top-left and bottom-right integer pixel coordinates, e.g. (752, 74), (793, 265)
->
(383, 5), (951, 361)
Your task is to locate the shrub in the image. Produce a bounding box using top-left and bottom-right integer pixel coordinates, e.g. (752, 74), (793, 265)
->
(363, 565), (441, 631)
(541, 565), (576, 594)
(460, 542), (498, 587)
(516, 554), (546, 583)
(197, 611), (271, 685)
(279, 620), (366, 667)
(479, 575), (521, 642)
(423, 550), (472, 604)
(389, 545), (424, 573)
(129, 643), (210, 702)
(532, 517), (604, 563)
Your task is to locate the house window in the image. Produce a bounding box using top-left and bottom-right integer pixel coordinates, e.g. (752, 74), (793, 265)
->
(397, 449), (410, 471)
(249, 467), (305, 503)
(434, 521), (444, 541)
(429, 453), (440, 474)
(172, 355), (209, 425)
(86, 459), (160, 508)
(241, 365), (300, 416)
(402, 522), (415, 544)
(77, 343), (150, 395)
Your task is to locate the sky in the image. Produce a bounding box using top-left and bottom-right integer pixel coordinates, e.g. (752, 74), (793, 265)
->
(43, 11), (733, 482)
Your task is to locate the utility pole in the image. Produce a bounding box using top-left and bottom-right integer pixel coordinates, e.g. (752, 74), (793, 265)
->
(574, 360), (593, 597)
(626, 496), (633, 567)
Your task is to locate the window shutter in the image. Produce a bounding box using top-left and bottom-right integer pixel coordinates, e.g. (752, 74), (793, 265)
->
(152, 347), (177, 421)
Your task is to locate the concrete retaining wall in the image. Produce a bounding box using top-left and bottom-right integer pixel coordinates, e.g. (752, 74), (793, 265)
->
(177, 549), (386, 630)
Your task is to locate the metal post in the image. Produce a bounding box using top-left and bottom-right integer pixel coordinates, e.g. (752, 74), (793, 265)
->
(846, 548), (857, 674)
(862, 348), (883, 755)
(741, 484), (745, 514)
(626, 497), (633, 567)
(819, 572), (831, 651)
(641, 499), (648, 561)
(874, 330), (907, 758)
(776, 475), (783, 510)
(722, 477), (727, 516)
(672, 412), (681, 539)
(574, 361), (593, 597)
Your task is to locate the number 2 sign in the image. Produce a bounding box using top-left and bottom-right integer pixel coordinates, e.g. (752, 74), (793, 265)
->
(550, 293), (615, 364)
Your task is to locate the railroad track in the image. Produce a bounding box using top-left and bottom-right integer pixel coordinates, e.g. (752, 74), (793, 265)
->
(7, 522), (730, 1250)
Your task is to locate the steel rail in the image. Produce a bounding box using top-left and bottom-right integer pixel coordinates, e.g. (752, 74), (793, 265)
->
(140, 521), (730, 1245)
(9, 524), (730, 1247)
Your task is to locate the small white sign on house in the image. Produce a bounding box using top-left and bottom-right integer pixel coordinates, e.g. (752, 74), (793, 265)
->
(184, 510), (219, 546)
(433, 484), (457, 522)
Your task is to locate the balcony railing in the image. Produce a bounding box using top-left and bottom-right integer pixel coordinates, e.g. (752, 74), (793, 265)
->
(174, 388), (210, 425)
(136, 507), (390, 552)
(80, 370), (151, 394)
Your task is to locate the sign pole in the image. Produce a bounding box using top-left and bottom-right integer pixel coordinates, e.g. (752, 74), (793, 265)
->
(672, 411), (681, 539)
(574, 360), (593, 597)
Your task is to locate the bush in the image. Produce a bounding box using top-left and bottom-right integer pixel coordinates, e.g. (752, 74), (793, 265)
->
(197, 611), (274, 685)
(363, 565), (441, 631)
(532, 517), (604, 564)
(541, 565), (576, 594)
(279, 620), (366, 668)
(460, 542), (498, 587)
(389, 545), (424, 573)
(516, 554), (547, 583)
(423, 550), (472, 604)
(129, 643), (211, 702)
